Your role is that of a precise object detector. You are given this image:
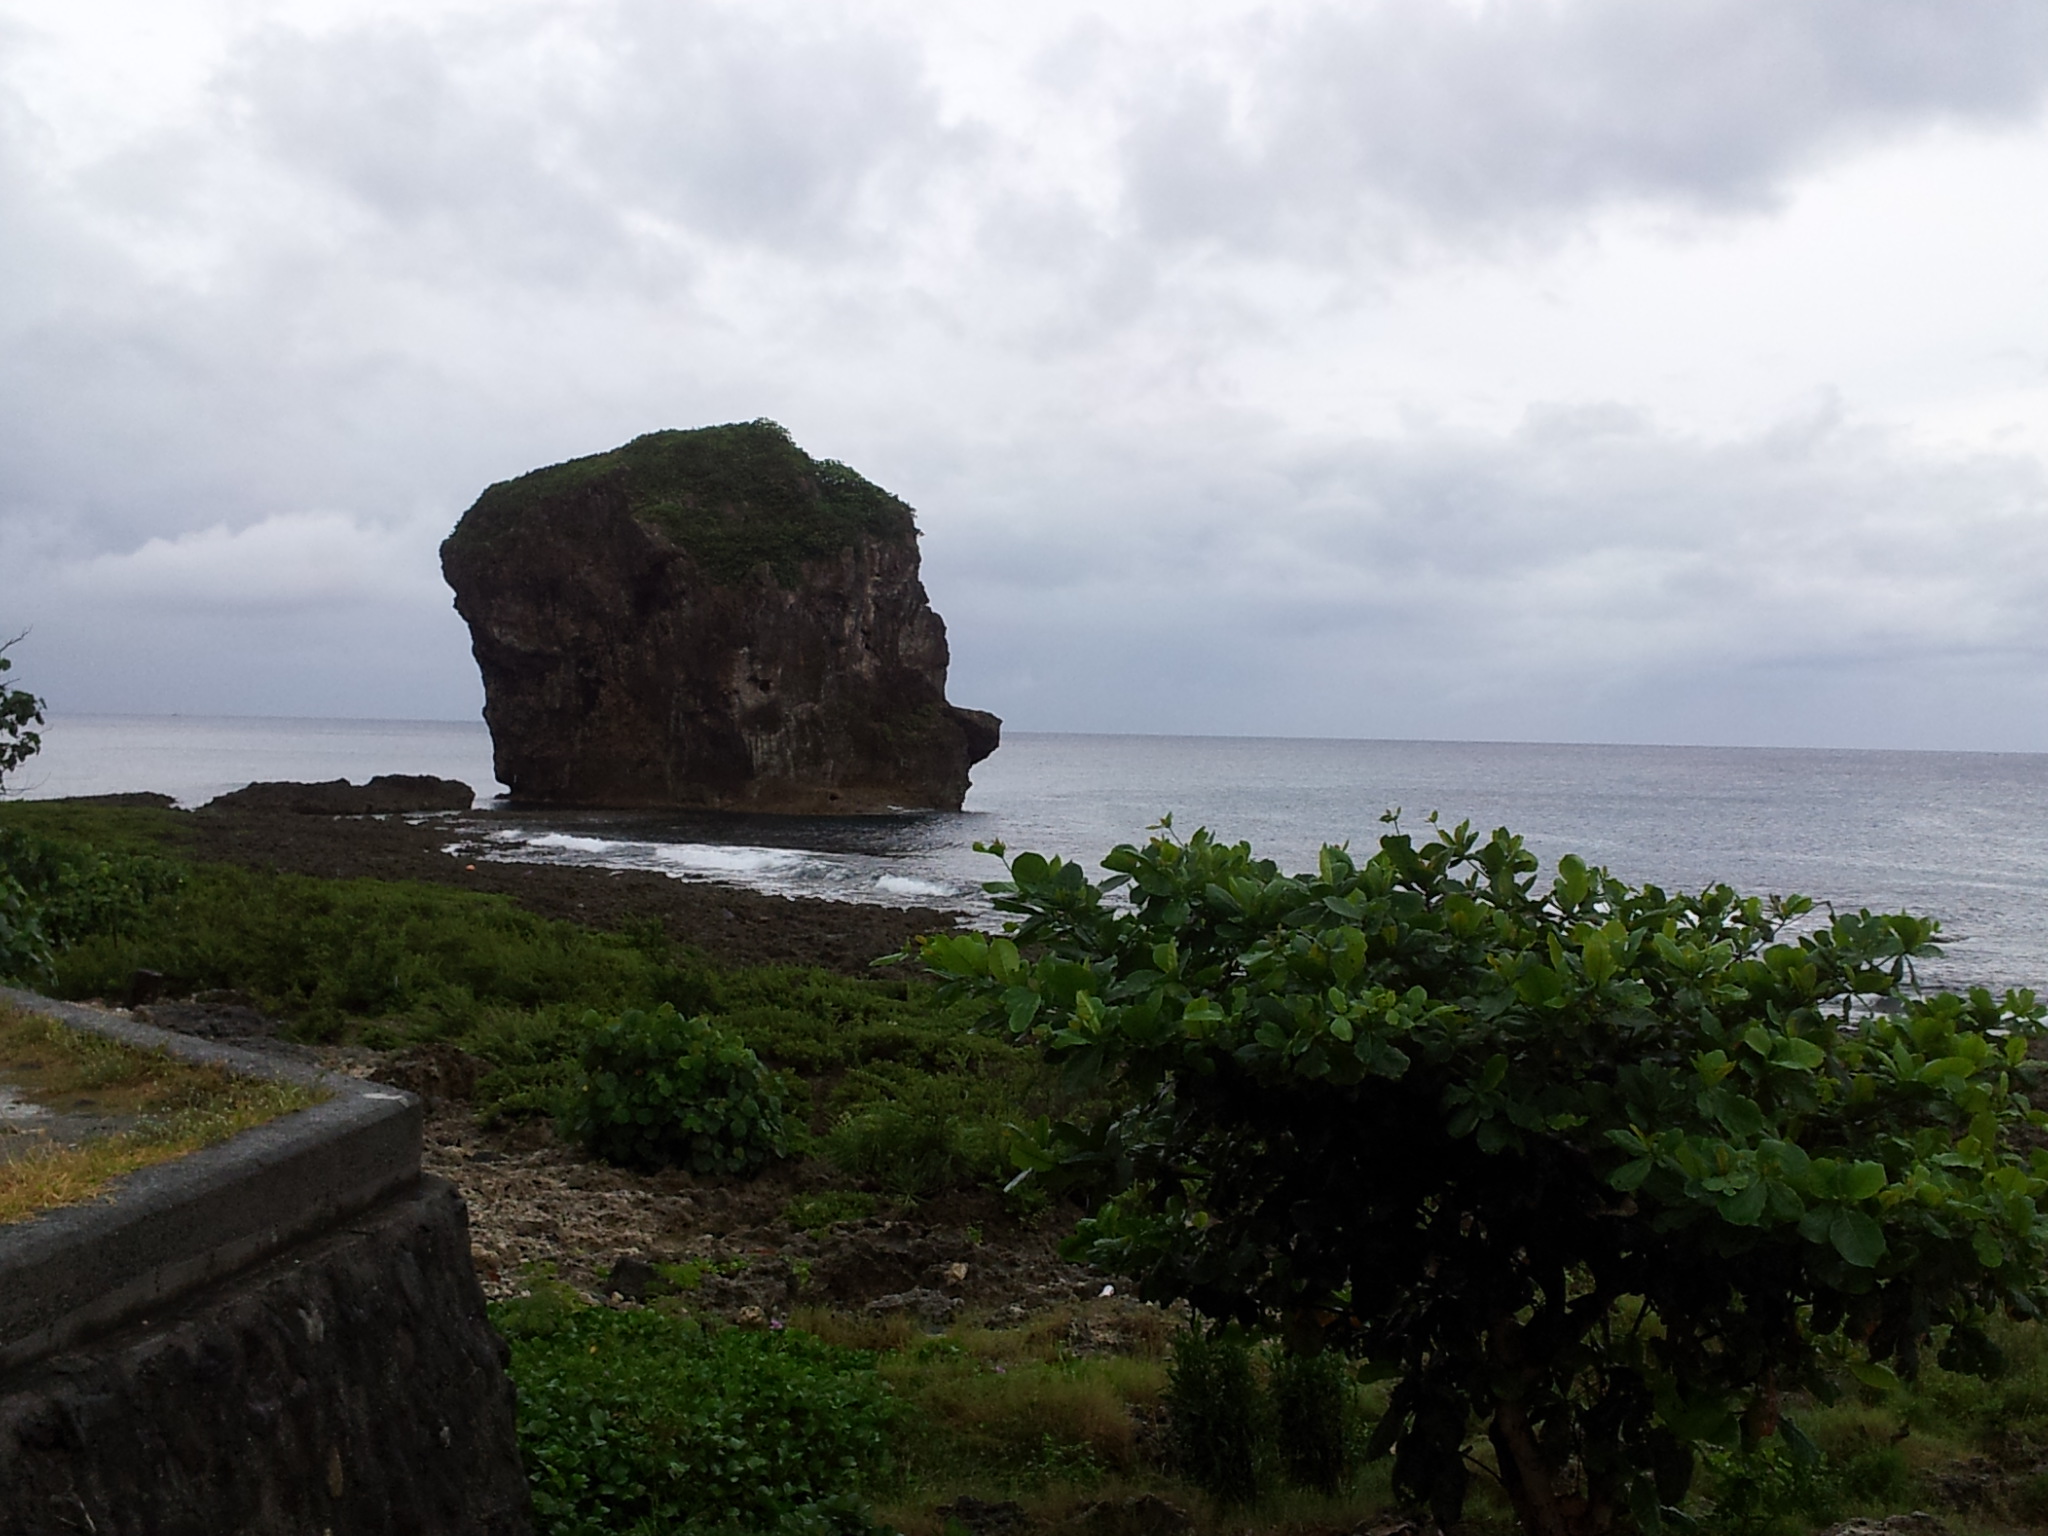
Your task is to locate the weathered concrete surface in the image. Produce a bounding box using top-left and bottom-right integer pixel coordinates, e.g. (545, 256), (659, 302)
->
(0, 989), (421, 1374)
(0, 1176), (532, 1536)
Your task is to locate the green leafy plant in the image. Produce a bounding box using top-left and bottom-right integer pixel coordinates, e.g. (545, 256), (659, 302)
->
(785, 1190), (880, 1234)
(916, 816), (2048, 1536)
(1697, 1424), (1837, 1536)
(0, 634), (42, 790)
(1271, 1347), (1352, 1497)
(1165, 1326), (1266, 1506)
(571, 1003), (790, 1174)
(0, 825), (183, 984)
(0, 640), (49, 977)
(0, 864), (44, 983)
(494, 1291), (897, 1536)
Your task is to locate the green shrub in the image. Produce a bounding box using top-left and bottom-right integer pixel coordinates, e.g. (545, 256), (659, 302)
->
(571, 1003), (790, 1174)
(824, 1099), (998, 1199)
(922, 819), (2048, 1536)
(0, 825), (183, 983)
(1697, 1428), (1836, 1536)
(1272, 1348), (1351, 1496)
(0, 865), (43, 982)
(494, 1294), (897, 1536)
(1166, 1327), (1265, 1506)
(0, 636), (41, 790)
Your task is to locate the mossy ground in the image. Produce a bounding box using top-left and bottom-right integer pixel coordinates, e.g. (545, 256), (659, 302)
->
(0, 1003), (325, 1225)
(444, 419), (919, 588)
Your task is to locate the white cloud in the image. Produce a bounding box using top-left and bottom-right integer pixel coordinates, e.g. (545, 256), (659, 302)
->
(60, 511), (449, 609)
(1115, 0), (2048, 256)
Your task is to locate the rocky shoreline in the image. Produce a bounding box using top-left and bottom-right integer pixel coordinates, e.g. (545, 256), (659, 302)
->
(180, 799), (965, 975)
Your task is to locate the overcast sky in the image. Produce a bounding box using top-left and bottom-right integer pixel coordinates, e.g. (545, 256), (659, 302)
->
(3, 0), (2046, 750)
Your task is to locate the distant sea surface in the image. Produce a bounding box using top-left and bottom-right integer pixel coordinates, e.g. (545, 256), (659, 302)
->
(21, 714), (2048, 996)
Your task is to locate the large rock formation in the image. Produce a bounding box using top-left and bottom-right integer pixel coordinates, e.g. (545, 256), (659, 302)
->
(206, 775), (475, 816)
(440, 421), (1000, 813)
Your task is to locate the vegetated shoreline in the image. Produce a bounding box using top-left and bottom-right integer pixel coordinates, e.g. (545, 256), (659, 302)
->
(17, 793), (2048, 1536)
(14, 793), (1110, 1319)
(172, 796), (968, 975)
(8, 792), (1203, 1531)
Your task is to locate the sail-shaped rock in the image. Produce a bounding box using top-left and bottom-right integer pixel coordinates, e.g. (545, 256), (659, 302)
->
(440, 421), (999, 812)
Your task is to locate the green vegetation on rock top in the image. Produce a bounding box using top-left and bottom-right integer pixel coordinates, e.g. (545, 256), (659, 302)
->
(444, 419), (920, 588)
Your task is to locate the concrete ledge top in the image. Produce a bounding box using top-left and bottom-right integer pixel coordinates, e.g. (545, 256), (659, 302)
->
(0, 986), (423, 1376)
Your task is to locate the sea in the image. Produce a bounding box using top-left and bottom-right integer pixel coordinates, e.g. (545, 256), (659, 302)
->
(15, 714), (2048, 997)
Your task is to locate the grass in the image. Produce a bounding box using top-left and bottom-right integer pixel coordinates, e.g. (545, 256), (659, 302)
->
(444, 420), (920, 588)
(0, 1003), (326, 1225)
(761, 1303), (1408, 1536)
(491, 1282), (1407, 1536)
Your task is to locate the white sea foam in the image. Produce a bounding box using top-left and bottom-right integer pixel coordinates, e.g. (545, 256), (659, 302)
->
(519, 832), (620, 853)
(875, 875), (955, 898)
(654, 844), (810, 877)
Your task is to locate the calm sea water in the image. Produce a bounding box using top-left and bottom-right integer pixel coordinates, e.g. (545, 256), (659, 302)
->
(18, 715), (2048, 995)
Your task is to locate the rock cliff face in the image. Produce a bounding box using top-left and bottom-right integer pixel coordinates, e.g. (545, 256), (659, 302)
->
(440, 421), (999, 813)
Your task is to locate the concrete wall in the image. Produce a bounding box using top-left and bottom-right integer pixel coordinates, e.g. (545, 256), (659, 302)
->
(0, 990), (531, 1535)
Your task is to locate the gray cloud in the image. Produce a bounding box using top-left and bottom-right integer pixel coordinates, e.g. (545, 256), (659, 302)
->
(1118, 0), (2048, 256)
(0, 1), (2044, 752)
(929, 406), (2048, 747)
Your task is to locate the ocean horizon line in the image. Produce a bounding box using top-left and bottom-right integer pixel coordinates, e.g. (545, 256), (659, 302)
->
(31, 711), (2048, 763)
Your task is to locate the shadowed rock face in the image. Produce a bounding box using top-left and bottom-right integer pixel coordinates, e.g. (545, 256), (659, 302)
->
(206, 775), (475, 816)
(440, 421), (999, 812)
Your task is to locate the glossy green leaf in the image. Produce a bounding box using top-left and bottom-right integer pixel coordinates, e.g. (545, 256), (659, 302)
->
(1830, 1209), (1887, 1267)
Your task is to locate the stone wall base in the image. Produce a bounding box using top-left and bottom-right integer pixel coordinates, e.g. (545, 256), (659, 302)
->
(0, 1176), (531, 1536)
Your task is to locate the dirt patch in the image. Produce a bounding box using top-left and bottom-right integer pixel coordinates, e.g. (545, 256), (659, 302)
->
(179, 806), (964, 974)
(405, 1102), (1102, 1321)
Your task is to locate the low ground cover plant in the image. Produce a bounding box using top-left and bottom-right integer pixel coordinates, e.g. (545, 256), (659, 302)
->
(0, 823), (182, 984)
(494, 1283), (897, 1536)
(917, 816), (2048, 1536)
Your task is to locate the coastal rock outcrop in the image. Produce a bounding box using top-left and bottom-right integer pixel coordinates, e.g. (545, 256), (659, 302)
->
(206, 775), (475, 815)
(439, 420), (999, 812)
